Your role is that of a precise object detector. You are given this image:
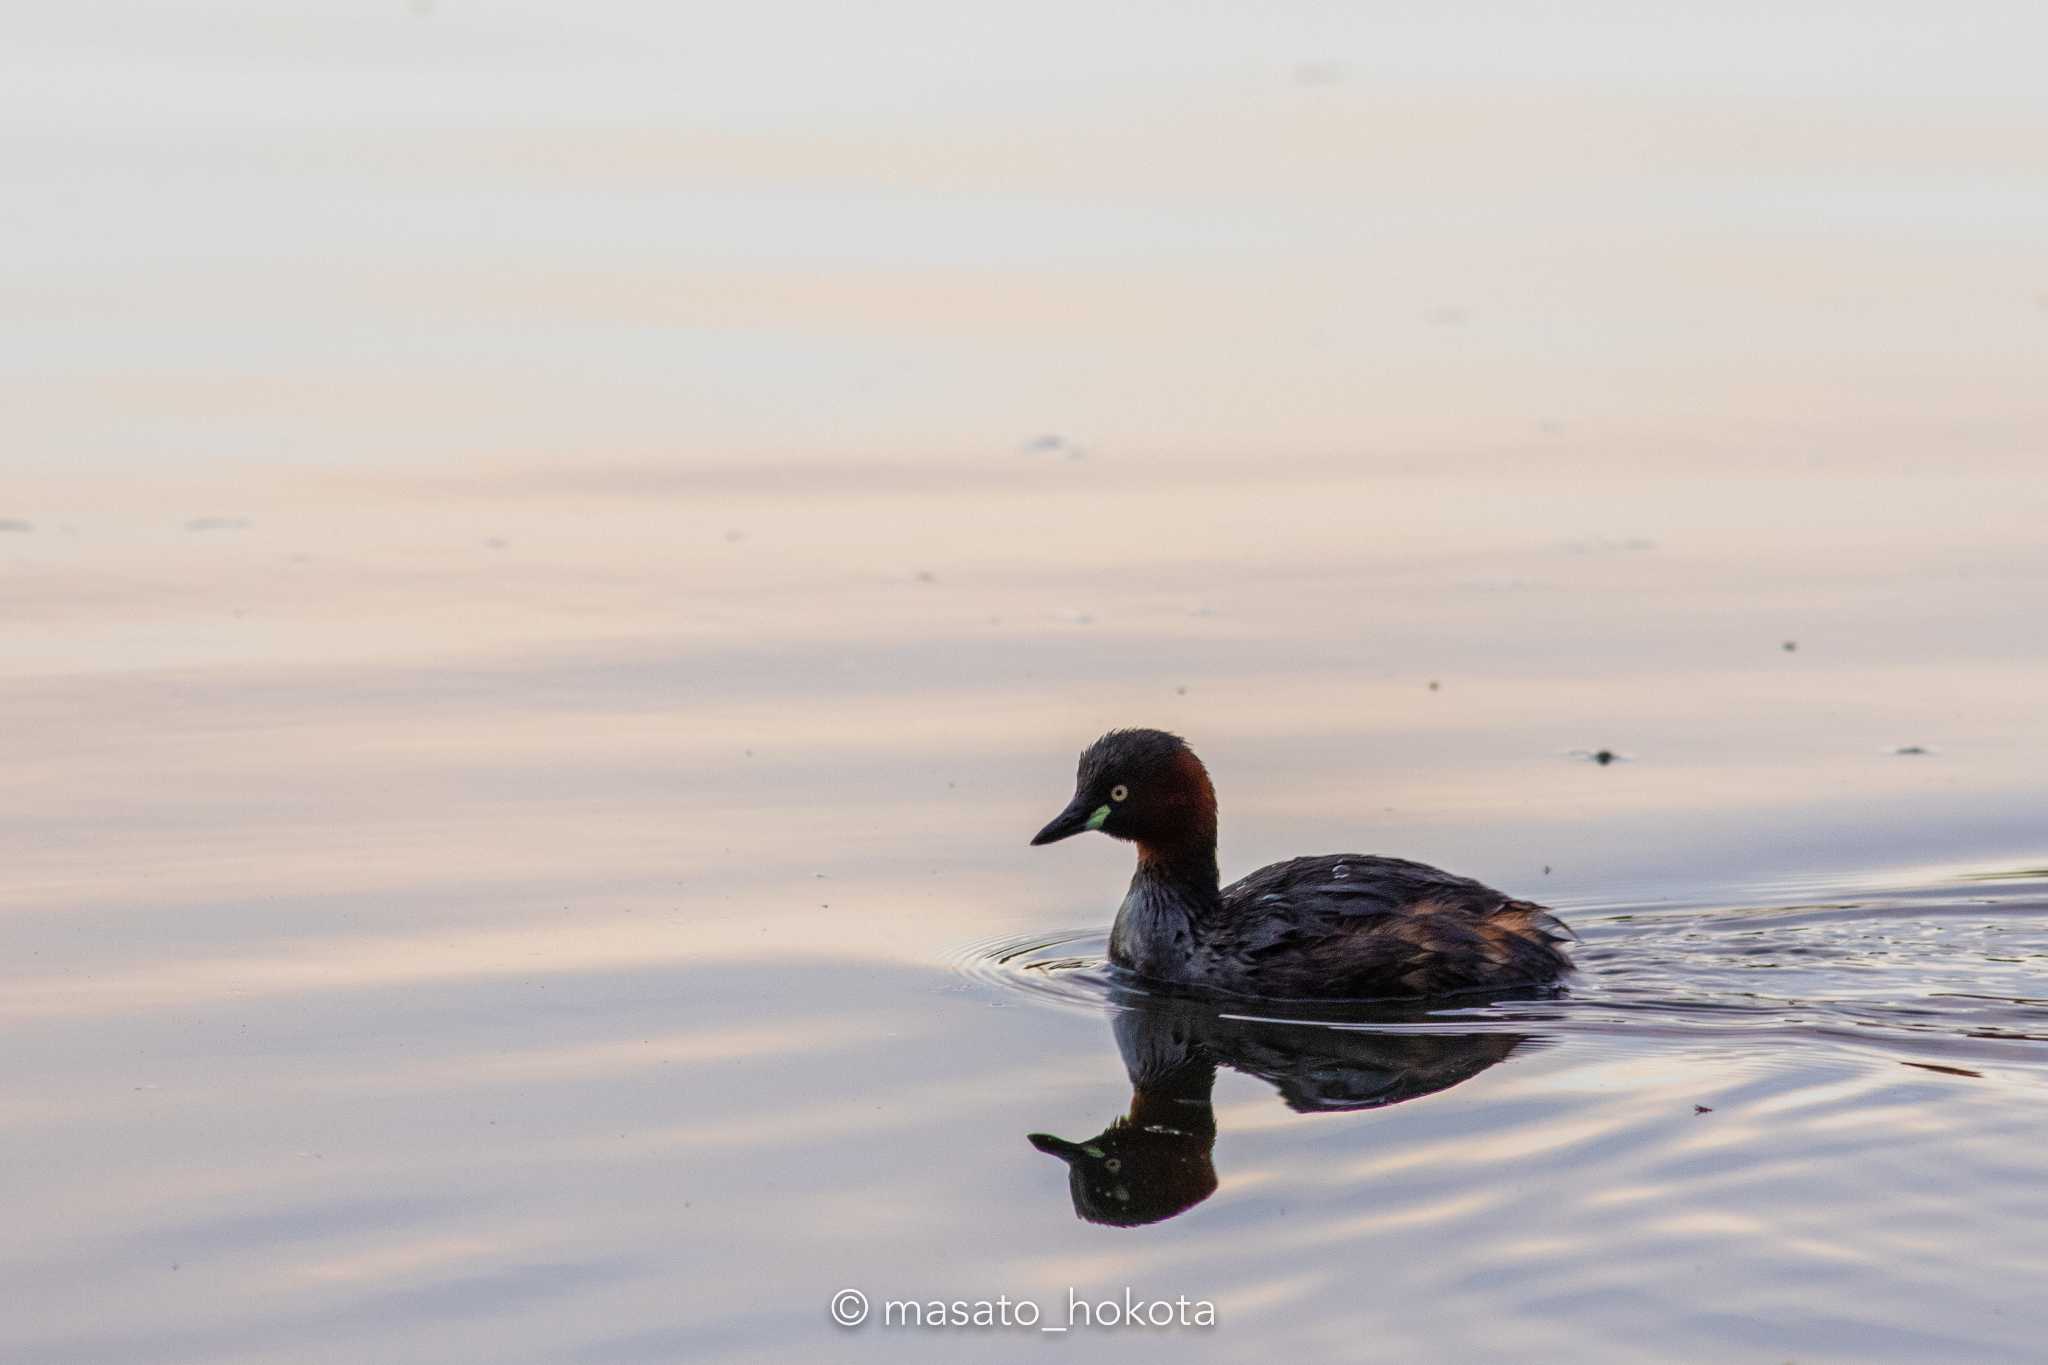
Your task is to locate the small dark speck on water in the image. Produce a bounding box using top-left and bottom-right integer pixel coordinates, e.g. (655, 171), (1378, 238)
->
(1782, 640), (1798, 652)
(1428, 680), (1441, 691)
(1593, 749), (1617, 765)
(185, 516), (251, 532)
(1021, 433), (1086, 461)
(0, 518), (33, 533)
(1543, 865), (1552, 875)
(1893, 745), (1931, 756)
(1176, 685), (1188, 696)
(1694, 1105), (1713, 1115)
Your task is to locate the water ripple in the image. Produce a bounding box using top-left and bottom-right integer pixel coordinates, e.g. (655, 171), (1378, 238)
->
(958, 869), (2048, 1070)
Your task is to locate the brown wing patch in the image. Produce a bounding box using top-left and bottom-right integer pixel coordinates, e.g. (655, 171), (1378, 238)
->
(1480, 905), (1543, 960)
(1310, 895), (1573, 998)
(1385, 897), (1474, 952)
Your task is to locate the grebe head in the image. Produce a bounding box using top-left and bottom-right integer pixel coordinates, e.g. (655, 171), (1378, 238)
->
(1029, 728), (1217, 854)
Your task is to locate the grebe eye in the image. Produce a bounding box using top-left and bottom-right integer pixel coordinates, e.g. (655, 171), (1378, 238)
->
(1110, 784), (1129, 802)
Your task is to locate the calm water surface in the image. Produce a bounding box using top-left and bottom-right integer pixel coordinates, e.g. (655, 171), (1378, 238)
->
(5, 452), (2044, 1363)
(6, 5), (2048, 1362)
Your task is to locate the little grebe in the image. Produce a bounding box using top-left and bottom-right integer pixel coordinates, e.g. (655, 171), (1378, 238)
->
(1030, 728), (1573, 999)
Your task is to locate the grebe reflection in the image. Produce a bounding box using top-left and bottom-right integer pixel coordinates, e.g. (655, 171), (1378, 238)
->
(1030, 997), (1530, 1227)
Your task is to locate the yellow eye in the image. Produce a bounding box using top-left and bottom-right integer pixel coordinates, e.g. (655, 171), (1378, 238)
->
(1110, 784), (1129, 802)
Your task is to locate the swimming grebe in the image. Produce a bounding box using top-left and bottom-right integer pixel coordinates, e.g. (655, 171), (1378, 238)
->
(1029, 728), (1573, 999)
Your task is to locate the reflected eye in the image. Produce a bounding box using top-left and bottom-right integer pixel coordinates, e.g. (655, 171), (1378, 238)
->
(1110, 784), (1129, 802)
(1104, 1157), (1122, 1173)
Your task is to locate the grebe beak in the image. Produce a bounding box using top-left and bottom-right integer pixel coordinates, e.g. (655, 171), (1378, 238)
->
(1030, 794), (1107, 846)
(1026, 1133), (1092, 1161)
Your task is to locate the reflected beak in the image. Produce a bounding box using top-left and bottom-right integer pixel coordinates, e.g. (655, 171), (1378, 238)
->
(1029, 794), (1101, 846)
(1027, 1133), (1087, 1162)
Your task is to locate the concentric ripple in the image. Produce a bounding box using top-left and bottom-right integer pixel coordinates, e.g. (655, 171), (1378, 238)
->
(948, 928), (1120, 1013)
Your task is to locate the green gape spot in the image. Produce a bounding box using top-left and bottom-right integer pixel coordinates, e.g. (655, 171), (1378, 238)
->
(1085, 805), (1111, 830)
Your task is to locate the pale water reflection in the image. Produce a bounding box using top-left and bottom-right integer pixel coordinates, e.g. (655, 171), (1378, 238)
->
(8, 405), (2048, 1365)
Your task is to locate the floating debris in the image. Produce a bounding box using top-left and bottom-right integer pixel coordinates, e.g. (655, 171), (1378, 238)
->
(1568, 748), (1627, 766)
(1694, 1105), (1713, 1115)
(1901, 1060), (1983, 1078)
(1428, 680), (1441, 692)
(1892, 745), (1932, 756)
(1021, 433), (1087, 461)
(1782, 640), (1798, 652)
